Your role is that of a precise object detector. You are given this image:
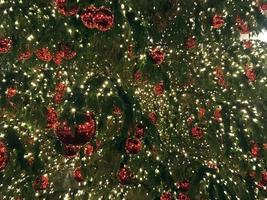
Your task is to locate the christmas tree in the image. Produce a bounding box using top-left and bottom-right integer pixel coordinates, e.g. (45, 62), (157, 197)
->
(0, 0), (267, 199)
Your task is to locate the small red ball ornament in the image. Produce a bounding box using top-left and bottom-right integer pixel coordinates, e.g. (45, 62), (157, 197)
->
(6, 87), (17, 98)
(0, 141), (8, 171)
(191, 126), (204, 139)
(148, 112), (157, 124)
(73, 167), (84, 182)
(93, 7), (114, 32)
(18, 51), (32, 61)
(46, 107), (58, 129)
(81, 6), (97, 29)
(153, 81), (164, 96)
(177, 180), (190, 191)
(84, 144), (94, 157)
(0, 38), (12, 54)
(125, 138), (142, 154)
(213, 107), (222, 122)
(212, 15), (224, 29)
(160, 192), (172, 200)
(245, 67), (256, 82)
(178, 192), (190, 200)
(134, 71), (142, 82)
(118, 166), (132, 184)
(134, 124), (144, 138)
(186, 37), (197, 49)
(33, 175), (49, 191)
(251, 143), (260, 157)
(35, 48), (52, 62)
(75, 118), (96, 145)
(150, 47), (165, 65)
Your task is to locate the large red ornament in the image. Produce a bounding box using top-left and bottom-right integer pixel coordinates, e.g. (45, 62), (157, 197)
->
(0, 38), (12, 54)
(150, 47), (165, 65)
(251, 143), (260, 157)
(81, 6), (114, 32)
(260, 3), (267, 11)
(134, 124), (144, 138)
(33, 175), (49, 190)
(160, 192), (172, 200)
(73, 167), (84, 182)
(63, 144), (80, 157)
(212, 15), (224, 29)
(178, 192), (190, 200)
(6, 87), (17, 98)
(153, 81), (164, 96)
(125, 138), (142, 154)
(93, 7), (114, 32)
(81, 6), (97, 29)
(18, 51), (32, 61)
(177, 180), (190, 191)
(35, 48), (52, 62)
(191, 126), (204, 139)
(0, 141), (8, 171)
(55, 0), (78, 16)
(118, 166), (132, 184)
(186, 37), (197, 49)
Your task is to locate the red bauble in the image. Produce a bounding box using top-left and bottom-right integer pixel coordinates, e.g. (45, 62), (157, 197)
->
(6, 87), (16, 98)
(0, 141), (8, 171)
(56, 122), (76, 145)
(134, 71), (142, 82)
(55, 82), (67, 93)
(251, 143), (260, 157)
(0, 38), (12, 54)
(150, 47), (165, 65)
(260, 3), (267, 11)
(153, 82), (164, 96)
(18, 51), (32, 61)
(33, 175), (49, 190)
(81, 6), (97, 29)
(63, 144), (80, 157)
(61, 45), (76, 60)
(134, 124), (144, 138)
(84, 144), (94, 157)
(55, 0), (78, 16)
(46, 107), (58, 129)
(73, 167), (84, 182)
(236, 16), (249, 34)
(198, 108), (206, 118)
(212, 15), (224, 29)
(245, 68), (256, 82)
(113, 106), (122, 116)
(177, 180), (190, 191)
(178, 192), (190, 200)
(191, 126), (204, 139)
(148, 112), (157, 124)
(213, 107), (222, 122)
(118, 166), (132, 184)
(160, 192), (172, 200)
(75, 117), (96, 145)
(125, 138), (142, 154)
(53, 51), (64, 65)
(53, 93), (63, 104)
(93, 7), (114, 32)
(243, 40), (253, 49)
(261, 172), (267, 182)
(186, 37), (197, 49)
(35, 48), (52, 62)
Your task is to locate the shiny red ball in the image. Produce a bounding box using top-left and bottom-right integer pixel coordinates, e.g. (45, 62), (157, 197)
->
(93, 7), (114, 32)
(0, 38), (12, 54)
(118, 167), (132, 184)
(153, 81), (164, 96)
(160, 192), (172, 200)
(125, 138), (142, 154)
(150, 47), (165, 65)
(191, 126), (204, 139)
(35, 48), (52, 62)
(73, 167), (84, 182)
(33, 175), (49, 190)
(177, 180), (190, 191)
(212, 15), (224, 29)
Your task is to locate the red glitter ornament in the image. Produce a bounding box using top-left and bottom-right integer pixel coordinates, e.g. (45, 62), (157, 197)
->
(73, 167), (84, 182)
(243, 40), (253, 49)
(118, 166), (132, 184)
(46, 107), (58, 129)
(260, 3), (267, 11)
(18, 51), (32, 61)
(35, 48), (52, 62)
(93, 7), (114, 32)
(84, 144), (94, 157)
(186, 37), (197, 49)
(212, 15), (224, 29)
(191, 126), (204, 139)
(134, 124), (144, 138)
(160, 192), (172, 200)
(153, 81), (164, 96)
(61, 45), (76, 60)
(134, 71), (142, 82)
(245, 67), (256, 82)
(213, 107), (222, 122)
(177, 180), (190, 191)
(81, 6), (97, 29)
(148, 112), (157, 124)
(150, 47), (165, 65)
(33, 175), (49, 190)
(6, 87), (17, 98)
(0, 38), (12, 54)
(125, 138), (142, 154)
(235, 17), (249, 34)
(55, 0), (78, 16)
(113, 106), (122, 116)
(178, 192), (190, 200)
(0, 141), (8, 171)
(251, 143), (260, 157)
(198, 108), (206, 118)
